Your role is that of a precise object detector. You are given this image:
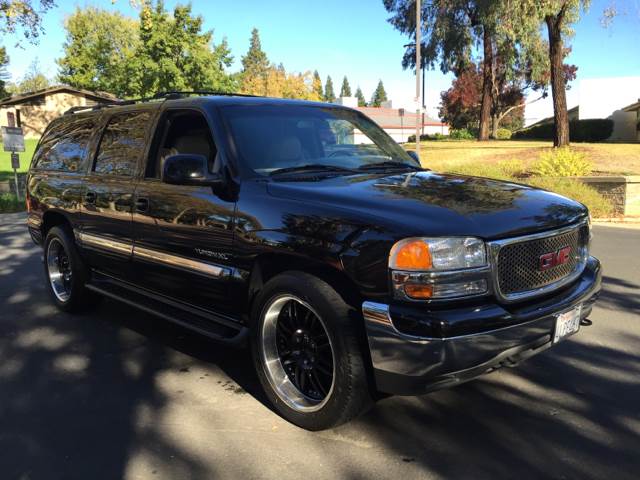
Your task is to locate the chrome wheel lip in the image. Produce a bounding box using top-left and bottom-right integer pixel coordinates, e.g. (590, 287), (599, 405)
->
(46, 238), (72, 303)
(260, 294), (336, 413)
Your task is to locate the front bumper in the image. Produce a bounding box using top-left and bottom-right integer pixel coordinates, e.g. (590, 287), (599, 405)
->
(363, 256), (601, 395)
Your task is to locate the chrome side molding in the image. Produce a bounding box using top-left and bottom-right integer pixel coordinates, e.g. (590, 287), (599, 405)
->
(134, 246), (231, 278)
(75, 230), (231, 279)
(76, 231), (134, 256)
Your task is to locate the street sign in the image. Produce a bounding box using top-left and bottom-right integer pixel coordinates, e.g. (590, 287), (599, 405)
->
(11, 152), (19, 169)
(398, 108), (405, 117)
(2, 126), (25, 152)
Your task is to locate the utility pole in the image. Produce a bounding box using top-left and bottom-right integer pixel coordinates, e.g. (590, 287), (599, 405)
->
(415, 0), (421, 158)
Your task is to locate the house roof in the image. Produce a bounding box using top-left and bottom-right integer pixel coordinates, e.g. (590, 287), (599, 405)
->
(0, 85), (118, 106)
(526, 105), (579, 129)
(355, 106), (446, 128)
(622, 100), (640, 112)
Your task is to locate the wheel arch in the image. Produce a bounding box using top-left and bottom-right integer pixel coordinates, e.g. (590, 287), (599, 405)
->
(41, 210), (73, 238)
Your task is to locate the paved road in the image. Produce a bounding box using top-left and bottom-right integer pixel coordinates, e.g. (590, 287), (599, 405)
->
(0, 213), (638, 480)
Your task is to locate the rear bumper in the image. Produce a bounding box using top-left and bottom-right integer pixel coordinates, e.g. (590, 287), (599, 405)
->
(363, 256), (602, 395)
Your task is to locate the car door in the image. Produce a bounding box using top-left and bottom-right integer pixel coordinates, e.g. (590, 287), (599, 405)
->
(131, 108), (237, 314)
(79, 107), (156, 278)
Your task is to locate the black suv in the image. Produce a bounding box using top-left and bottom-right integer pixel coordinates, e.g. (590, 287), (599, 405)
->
(26, 93), (601, 430)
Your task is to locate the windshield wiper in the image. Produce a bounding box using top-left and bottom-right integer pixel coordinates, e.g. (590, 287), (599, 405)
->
(357, 161), (423, 171)
(269, 164), (358, 176)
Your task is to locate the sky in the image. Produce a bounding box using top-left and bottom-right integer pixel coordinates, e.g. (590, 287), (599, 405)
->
(4, 0), (640, 125)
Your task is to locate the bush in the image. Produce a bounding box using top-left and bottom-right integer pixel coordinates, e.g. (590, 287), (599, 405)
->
(449, 128), (476, 140)
(526, 177), (613, 218)
(448, 159), (526, 181)
(533, 148), (592, 177)
(495, 128), (512, 140)
(0, 193), (24, 213)
(407, 132), (449, 142)
(514, 119), (614, 142)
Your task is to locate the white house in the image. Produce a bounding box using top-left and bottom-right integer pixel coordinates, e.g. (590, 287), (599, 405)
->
(578, 77), (639, 142)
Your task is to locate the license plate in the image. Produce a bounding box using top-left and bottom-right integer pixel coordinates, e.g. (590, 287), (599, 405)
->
(553, 304), (582, 343)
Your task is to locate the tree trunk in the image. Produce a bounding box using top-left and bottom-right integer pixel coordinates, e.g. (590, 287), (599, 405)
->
(546, 13), (570, 147)
(478, 26), (493, 141)
(491, 113), (499, 138)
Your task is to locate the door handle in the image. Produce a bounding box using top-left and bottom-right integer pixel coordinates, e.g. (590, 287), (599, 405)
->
(135, 197), (149, 213)
(85, 191), (97, 204)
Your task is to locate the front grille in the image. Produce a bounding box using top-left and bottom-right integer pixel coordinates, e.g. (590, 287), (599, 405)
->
(496, 225), (588, 297)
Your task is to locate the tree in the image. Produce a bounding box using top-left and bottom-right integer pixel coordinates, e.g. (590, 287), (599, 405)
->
(355, 86), (366, 107)
(324, 75), (335, 102)
(57, 7), (139, 98)
(0, 47), (10, 98)
(340, 76), (352, 97)
(439, 65), (482, 130)
(312, 70), (323, 98)
(0, 0), (55, 44)
(370, 80), (388, 107)
(502, 0), (589, 147)
(240, 27), (270, 95)
(10, 58), (49, 94)
(135, 1), (235, 97)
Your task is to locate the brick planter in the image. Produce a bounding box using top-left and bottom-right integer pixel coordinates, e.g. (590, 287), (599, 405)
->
(575, 175), (640, 218)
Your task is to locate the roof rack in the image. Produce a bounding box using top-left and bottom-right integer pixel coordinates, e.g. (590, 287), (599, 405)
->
(64, 91), (259, 115)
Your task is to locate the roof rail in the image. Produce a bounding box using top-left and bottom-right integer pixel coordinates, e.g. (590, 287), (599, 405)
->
(152, 91), (259, 99)
(64, 91), (259, 115)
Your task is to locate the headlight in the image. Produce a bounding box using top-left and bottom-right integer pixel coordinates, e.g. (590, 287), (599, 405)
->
(389, 237), (489, 300)
(389, 237), (486, 271)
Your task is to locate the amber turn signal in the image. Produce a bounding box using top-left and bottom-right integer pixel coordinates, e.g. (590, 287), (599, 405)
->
(404, 283), (433, 299)
(389, 239), (433, 270)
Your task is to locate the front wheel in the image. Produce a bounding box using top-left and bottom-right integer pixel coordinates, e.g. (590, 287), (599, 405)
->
(251, 271), (373, 430)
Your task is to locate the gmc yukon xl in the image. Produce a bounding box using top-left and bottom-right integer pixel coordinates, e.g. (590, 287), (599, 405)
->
(26, 92), (601, 430)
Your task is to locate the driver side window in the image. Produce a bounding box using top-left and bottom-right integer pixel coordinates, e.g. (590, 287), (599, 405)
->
(146, 110), (220, 179)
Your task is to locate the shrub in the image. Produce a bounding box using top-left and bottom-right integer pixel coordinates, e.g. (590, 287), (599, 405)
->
(448, 159), (526, 181)
(526, 177), (613, 218)
(407, 132), (449, 142)
(0, 193), (24, 213)
(533, 148), (592, 177)
(449, 128), (476, 140)
(495, 128), (512, 140)
(514, 119), (614, 142)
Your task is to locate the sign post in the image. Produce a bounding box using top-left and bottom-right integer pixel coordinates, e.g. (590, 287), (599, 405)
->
(2, 126), (25, 200)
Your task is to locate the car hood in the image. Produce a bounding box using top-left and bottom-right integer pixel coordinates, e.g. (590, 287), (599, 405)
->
(266, 171), (587, 240)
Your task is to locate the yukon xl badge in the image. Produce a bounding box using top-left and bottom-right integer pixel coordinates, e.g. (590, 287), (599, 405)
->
(195, 248), (230, 261)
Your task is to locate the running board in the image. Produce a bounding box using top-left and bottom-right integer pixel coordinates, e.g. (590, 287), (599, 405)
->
(86, 276), (248, 346)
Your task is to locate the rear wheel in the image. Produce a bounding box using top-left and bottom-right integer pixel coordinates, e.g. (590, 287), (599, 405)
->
(251, 271), (372, 430)
(44, 226), (100, 312)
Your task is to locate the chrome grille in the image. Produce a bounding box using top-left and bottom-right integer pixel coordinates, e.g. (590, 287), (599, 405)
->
(495, 225), (589, 298)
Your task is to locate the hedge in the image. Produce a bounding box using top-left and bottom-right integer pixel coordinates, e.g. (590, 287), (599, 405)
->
(514, 119), (614, 142)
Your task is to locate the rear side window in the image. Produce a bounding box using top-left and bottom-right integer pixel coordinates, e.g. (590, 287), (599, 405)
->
(94, 111), (151, 176)
(32, 117), (96, 172)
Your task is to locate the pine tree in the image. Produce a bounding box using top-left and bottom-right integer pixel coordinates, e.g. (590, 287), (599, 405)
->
(240, 27), (270, 94)
(312, 70), (323, 99)
(339, 76), (352, 97)
(355, 86), (366, 107)
(370, 80), (388, 107)
(324, 75), (335, 102)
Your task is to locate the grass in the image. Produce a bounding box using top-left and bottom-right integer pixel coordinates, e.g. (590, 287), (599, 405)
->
(0, 138), (38, 182)
(411, 139), (640, 176)
(0, 193), (25, 213)
(409, 140), (624, 218)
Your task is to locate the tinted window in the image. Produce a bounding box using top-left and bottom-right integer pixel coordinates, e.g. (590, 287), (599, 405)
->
(94, 111), (151, 176)
(221, 105), (416, 175)
(33, 117), (96, 172)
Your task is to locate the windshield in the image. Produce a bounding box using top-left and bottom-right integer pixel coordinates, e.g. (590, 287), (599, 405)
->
(221, 105), (419, 175)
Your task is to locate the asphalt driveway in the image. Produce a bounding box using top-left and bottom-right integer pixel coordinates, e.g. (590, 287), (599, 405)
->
(0, 212), (638, 480)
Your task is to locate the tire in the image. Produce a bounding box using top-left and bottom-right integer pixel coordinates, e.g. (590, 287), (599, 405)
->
(250, 271), (373, 430)
(44, 225), (100, 312)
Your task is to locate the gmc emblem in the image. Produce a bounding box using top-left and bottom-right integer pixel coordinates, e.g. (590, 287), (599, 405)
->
(539, 246), (572, 271)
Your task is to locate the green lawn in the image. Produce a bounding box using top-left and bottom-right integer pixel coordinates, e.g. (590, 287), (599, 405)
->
(0, 138), (38, 182)
(408, 139), (640, 176)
